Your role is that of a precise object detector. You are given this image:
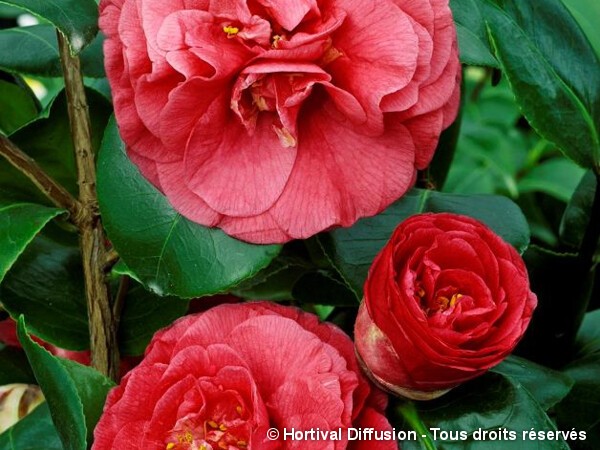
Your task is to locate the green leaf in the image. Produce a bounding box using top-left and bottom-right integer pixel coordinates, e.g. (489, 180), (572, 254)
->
(0, 345), (35, 385)
(560, 170), (598, 251)
(561, 0), (600, 60)
(517, 158), (586, 202)
(449, 0), (499, 67)
(16, 317), (114, 449)
(396, 373), (570, 450)
(493, 355), (574, 411)
(119, 281), (189, 356)
(322, 189), (530, 296)
(0, 403), (64, 450)
(232, 257), (310, 302)
(517, 246), (594, 367)
(0, 0), (99, 54)
(0, 230), (89, 351)
(482, 0), (600, 169)
(0, 78), (38, 134)
(0, 25), (105, 77)
(58, 358), (114, 444)
(0, 201), (63, 284)
(16, 318), (85, 450)
(0, 87), (111, 204)
(0, 4), (21, 17)
(556, 310), (600, 448)
(97, 116), (281, 298)
(2, 227), (191, 354)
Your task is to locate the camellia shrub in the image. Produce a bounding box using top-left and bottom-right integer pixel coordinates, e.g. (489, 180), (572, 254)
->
(0, 0), (598, 449)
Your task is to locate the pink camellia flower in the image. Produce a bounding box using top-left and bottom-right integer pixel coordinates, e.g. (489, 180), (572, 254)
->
(99, 0), (461, 244)
(355, 213), (537, 400)
(92, 302), (394, 449)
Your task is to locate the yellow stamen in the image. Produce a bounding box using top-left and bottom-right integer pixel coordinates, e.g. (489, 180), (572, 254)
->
(450, 293), (463, 308)
(238, 440), (248, 448)
(253, 95), (269, 111)
(272, 35), (284, 48)
(437, 296), (450, 309)
(223, 25), (239, 38)
(273, 126), (297, 148)
(236, 405), (243, 415)
(166, 444), (175, 450)
(219, 423), (228, 431)
(320, 46), (343, 66)
(208, 420), (219, 429)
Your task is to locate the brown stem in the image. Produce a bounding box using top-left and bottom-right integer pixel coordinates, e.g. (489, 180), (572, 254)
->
(57, 31), (119, 380)
(0, 135), (79, 216)
(102, 248), (120, 272)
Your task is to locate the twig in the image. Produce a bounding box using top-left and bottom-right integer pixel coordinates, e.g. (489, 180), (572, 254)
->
(57, 31), (119, 380)
(102, 248), (120, 272)
(0, 135), (79, 216)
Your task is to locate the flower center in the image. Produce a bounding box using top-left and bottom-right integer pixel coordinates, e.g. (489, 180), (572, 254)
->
(415, 283), (463, 315)
(165, 403), (250, 450)
(223, 25), (240, 38)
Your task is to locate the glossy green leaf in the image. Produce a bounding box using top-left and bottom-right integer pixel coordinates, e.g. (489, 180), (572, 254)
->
(16, 317), (86, 450)
(493, 355), (574, 411)
(97, 117), (281, 298)
(0, 201), (63, 283)
(483, 0), (600, 169)
(119, 282), (189, 356)
(2, 226), (186, 354)
(561, 0), (600, 60)
(0, 25), (105, 77)
(0, 88), (111, 204)
(17, 317), (115, 449)
(0, 403), (64, 450)
(556, 310), (600, 448)
(560, 170), (598, 251)
(0, 4), (21, 17)
(0, 0), (98, 53)
(0, 231), (89, 350)
(0, 345), (35, 385)
(449, 0), (499, 67)
(232, 257), (310, 302)
(517, 158), (586, 202)
(517, 246), (594, 367)
(322, 189), (529, 296)
(397, 373), (570, 450)
(58, 358), (114, 444)
(0, 78), (38, 134)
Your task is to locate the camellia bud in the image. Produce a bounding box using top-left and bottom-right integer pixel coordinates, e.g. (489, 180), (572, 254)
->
(0, 384), (44, 433)
(355, 213), (537, 400)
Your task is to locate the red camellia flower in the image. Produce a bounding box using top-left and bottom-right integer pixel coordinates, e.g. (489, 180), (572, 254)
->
(355, 213), (537, 400)
(92, 302), (394, 449)
(99, 0), (461, 244)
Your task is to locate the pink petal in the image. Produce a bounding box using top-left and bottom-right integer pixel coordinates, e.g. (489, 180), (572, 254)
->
(268, 105), (417, 240)
(255, 0), (319, 31)
(328, 0), (420, 134)
(184, 112), (297, 217)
